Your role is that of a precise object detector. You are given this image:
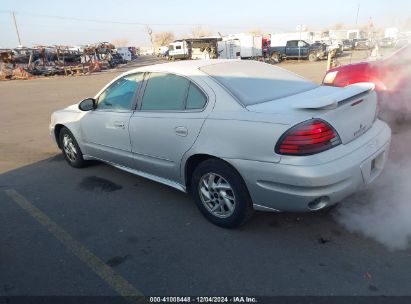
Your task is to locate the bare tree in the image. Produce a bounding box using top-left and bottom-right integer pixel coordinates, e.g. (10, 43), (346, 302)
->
(191, 26), (213, 38)
(333, 23), (346, 30)
(359, 24), (369, 32)
(153, 32), (175, 47)
(402, 16), (411, 30)
(247, 28), (262, 36)
(111, 38), (129, 47)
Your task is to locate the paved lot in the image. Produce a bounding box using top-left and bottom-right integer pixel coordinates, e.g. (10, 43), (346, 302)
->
(1, 54), (410, 301)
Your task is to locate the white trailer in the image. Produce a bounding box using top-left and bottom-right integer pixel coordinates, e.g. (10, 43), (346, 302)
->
(384, 27), (399, 39)
(329, 29), (365, 41)
(270, 32), (315, 47)
(168, 40), (189, 60)
(157, 46), (169, 56)
(226, 33), (262, 58)
(217, 39), (241, 59)
(116, 47), (132, 61)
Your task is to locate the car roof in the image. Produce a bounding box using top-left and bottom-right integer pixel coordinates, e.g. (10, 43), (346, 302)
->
(122, 59), (241, 76)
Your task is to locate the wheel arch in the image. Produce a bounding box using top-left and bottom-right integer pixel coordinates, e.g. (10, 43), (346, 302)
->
(54, 124), (66, 149)
(183, 153), (247, 194)
(184, 154), (216, 192)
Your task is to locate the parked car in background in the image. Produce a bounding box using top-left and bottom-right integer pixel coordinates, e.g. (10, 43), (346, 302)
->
(269, 40), (326, 62)
(395, 38), (410, 49)
(379, 37), (395, 48)
(323, 44), (411, 121)
(353, 38), (371, 50)
(50, 60), (391, 228)
(109, 53), (127, 67)
(342, 39), (354, 51)
(312, 41), (342, 57)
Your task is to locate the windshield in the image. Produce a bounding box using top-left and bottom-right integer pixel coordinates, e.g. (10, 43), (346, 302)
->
(200, 61), (318, 106)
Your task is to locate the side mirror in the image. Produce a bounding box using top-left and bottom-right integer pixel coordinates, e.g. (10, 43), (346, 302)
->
(79, 98), (96, 111)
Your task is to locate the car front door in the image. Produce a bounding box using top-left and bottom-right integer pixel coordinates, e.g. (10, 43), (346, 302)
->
(285, 40), (298, 57)
(129, 72), (213, 184)
(79, 73), (144, 167)
(298, 40), (309, 57)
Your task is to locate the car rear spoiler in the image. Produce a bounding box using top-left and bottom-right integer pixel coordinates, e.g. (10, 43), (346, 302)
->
(292, 82), (375, 110)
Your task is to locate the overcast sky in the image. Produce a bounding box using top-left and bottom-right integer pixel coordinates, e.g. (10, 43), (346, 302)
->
(0, 0), (410, 47)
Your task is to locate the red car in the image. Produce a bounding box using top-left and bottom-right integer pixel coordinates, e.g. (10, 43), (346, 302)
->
(323, 44), (411, 121)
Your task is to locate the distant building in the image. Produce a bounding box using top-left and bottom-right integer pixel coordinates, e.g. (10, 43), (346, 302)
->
(139, 46), (154, 55)
(329, 29), (366, 40)
(384, 27), (399, 39)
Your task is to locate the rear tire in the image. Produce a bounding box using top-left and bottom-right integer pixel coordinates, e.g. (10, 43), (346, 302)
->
(271, 52), (281, 62)
(191, 159), (253, 228)
(59, 127), (87, 168)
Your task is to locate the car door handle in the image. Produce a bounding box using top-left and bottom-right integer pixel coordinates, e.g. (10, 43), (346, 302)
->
(175, 126), (188, 137)
(113, 121), (126, 129)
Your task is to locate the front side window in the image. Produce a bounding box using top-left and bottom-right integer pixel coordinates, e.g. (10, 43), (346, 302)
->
(298, 41), (307, 47)
(97, 73), (143, 111)
(141, 73), (190, 111)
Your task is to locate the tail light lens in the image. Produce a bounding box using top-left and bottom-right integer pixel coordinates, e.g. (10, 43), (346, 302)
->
(276, 119), (341, 156)
(323, 71), (338, 85)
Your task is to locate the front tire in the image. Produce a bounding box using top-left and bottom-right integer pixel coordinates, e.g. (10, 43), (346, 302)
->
(191, 159), (253, 228)
(59, 127), (87, 168)
(308, 52), (318, 62)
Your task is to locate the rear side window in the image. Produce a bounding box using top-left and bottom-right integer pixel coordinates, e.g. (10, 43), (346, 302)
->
(141, 73), (189, 111)
(186, 83), (207, 109)
(140, 73), (207, 111)
(287, 41), (298, 47)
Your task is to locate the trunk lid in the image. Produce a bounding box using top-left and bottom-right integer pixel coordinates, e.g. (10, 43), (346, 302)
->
(246, 83), (377, 144)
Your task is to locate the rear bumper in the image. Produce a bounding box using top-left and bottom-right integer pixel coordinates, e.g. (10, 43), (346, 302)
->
(226, 121), (391, 212)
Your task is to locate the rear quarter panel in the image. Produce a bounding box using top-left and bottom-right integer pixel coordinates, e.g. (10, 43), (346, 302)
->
(185, 111), (289, 163)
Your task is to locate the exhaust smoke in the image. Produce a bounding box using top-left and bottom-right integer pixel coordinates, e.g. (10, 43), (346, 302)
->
(334, 123), (411, 251)
(334, 44), (411, 251)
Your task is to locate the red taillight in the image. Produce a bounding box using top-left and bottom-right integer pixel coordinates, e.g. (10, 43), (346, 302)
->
(276, 119), (341, 156)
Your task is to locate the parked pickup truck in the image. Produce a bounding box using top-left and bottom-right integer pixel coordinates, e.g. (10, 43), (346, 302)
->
(269, 40), (326, 62)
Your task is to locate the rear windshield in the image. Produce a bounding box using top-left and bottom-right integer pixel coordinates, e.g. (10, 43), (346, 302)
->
(200, 61), (317, 106)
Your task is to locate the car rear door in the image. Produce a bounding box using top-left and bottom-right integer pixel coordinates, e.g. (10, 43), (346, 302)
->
(79, 73), (144, 167)
(129, 72), (213, 183)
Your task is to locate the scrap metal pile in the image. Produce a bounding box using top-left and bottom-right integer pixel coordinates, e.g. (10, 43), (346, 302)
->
(0, 42), (132, 80)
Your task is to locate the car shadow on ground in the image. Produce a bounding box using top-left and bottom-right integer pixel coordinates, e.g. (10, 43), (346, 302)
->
(2, 153), (410, 296)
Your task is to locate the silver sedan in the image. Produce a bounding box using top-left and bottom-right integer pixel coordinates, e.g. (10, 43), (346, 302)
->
(50, 60), (391, 228)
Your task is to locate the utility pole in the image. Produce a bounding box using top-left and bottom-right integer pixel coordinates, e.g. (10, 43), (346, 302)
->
(296, 24), (306, 62)
(12, 11), (22, 46)
(146, 25), (154, 54)
(355, 4), (360, 25)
